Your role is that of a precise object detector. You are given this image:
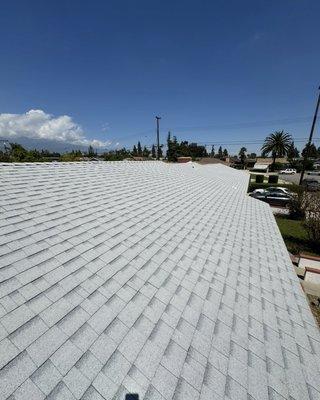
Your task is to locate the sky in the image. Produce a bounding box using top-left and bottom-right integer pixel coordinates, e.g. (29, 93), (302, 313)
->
(0, 0), (319, 153)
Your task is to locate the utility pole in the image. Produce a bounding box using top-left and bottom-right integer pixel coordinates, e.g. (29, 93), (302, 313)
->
(156, 116), (161, 160)
(299, 86), (320, 185)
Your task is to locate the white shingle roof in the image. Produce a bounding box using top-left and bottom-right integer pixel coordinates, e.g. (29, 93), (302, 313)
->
(252, 163), (269, 170)
(0, 161), (320, 400)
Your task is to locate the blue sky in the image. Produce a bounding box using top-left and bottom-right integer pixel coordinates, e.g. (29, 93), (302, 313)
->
(0, 0), (319, 153)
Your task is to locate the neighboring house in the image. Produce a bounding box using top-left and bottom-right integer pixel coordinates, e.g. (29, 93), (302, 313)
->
(245, 158), (256, 168)
(229, 157), (256, 170)
(251, 157), (289, 173)
(177, 156), (192, 163)
(197, 157), (229, 165)
(0, 162), (320, 400)
(251, 163), (269, 173)
(131, 156), (145, 161)
(255, 157), (287, 165)
(79, 157), (100, 161)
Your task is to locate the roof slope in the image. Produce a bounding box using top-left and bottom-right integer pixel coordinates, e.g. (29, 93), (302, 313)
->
(0, 161), (320, 400)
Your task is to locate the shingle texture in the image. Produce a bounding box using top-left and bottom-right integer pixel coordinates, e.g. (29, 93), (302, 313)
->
(0, 161), (320, 400)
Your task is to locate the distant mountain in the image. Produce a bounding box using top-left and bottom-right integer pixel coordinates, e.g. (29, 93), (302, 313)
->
(0, 137), (107, 153)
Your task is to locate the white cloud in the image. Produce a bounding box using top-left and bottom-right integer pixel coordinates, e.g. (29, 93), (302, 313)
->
(0, 109), (110, 148)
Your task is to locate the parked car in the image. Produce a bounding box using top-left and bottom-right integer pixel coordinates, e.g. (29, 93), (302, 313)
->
(279, 168), (296, 174)
(250, 190), (265, 198)
(250, 191), (293, 207)
(267, 186), (294, 195)
(307, 171), (320, 176)
(251, 187), (294, 196)
(251, 188), (266, 194)
(301, 179), (320, 191)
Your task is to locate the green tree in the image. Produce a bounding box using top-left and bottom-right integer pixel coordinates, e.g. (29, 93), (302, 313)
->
(27, 149), (42, 161)
(142, 146), (150, 158)
(248, 152), (257, 159)
(261, 130), (292, 171)
(61, 149), (83, 161)
(239, 147), (247, 168)
(137, 141), (142, 156)
(0, 141), (79, 162)
(132, 145), (138, 156)
(210, 145), (215, 158)
(172, 136), (178, 161)
(88, 145), (95, 158)
(218, 146), (223, 159)
(303, 193), (320, 250)
(103, 147), (131, 161)
(302, 143), (318, 158)
(151, 145), (156, 158)
(287, 141), (300, 160)
(10, 143), (28, 161)
(166, 133), (209, 161)
(223, 148), (228, 157)
(167, 131), (175, 161)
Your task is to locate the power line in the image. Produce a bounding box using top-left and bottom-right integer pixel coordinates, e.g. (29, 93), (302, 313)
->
(194, 137), (319, 146)
(107, 129), (155, 143)
(108, 115), (315, 145)
(138, 137), (319, 147)
(163, 116), (312, 132)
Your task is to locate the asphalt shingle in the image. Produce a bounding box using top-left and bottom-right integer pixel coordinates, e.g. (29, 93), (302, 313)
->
(0, 161), (320, 400)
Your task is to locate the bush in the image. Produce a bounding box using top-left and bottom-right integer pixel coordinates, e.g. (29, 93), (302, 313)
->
(255, 175), (264, 183)
(303, 193), (320, 249)
(289, 190), (306, 220)
(273, 162), (285, 171)
(304, 218), (320, 247)
(289, 159), (314, 173)
(268, 175), (279, 184)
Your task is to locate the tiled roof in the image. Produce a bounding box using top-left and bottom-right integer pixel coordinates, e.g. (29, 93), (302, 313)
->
(0, 161), (320, 400)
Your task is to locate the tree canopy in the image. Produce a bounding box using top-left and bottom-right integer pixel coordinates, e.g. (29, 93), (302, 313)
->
(151, 145), (156, 158)
(287, 141), (300, 160)
(261, 131), (292, 171)
(166, 133), (208, 161)
(238, 147), (247, 167)
(302, 143), (318, 159)
(0, 142), (61, 162)
(137, 141), (142, 156)
(210, 145), (215, 158)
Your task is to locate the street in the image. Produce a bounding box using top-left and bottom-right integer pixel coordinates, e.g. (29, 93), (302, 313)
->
(280, 172), (320, 185)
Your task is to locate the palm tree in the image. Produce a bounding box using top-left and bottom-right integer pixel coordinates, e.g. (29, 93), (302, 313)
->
(261, 131), (292, 171)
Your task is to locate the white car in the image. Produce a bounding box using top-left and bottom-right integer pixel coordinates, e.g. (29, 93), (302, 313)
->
(279, 168), (296, 174)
